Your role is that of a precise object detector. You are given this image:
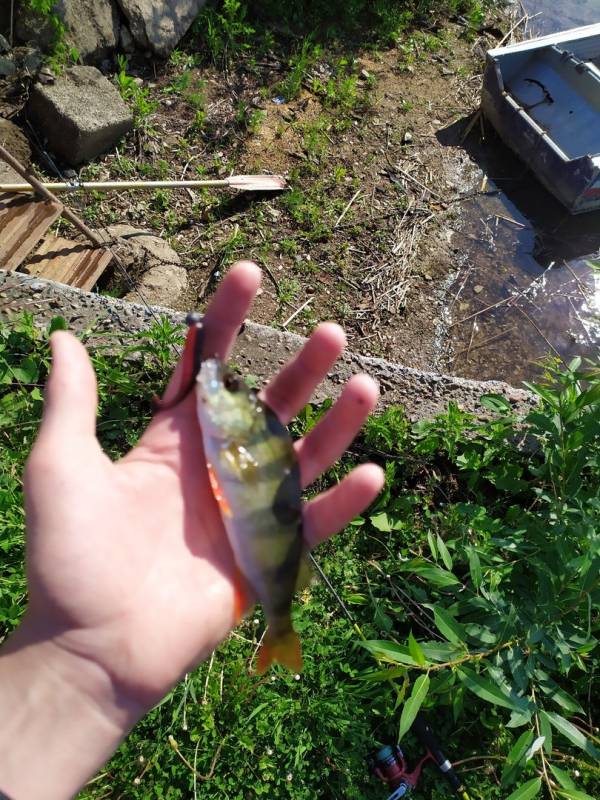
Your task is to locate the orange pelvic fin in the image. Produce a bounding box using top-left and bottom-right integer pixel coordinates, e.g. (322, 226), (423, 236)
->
(207, 463), (232, 518)
(232, 564), (248, 625)
(256, 628), (303, 674)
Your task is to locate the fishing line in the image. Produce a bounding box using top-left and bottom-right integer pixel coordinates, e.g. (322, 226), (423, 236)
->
(308, 552), (359, 630)
(94, 226), (183, 344)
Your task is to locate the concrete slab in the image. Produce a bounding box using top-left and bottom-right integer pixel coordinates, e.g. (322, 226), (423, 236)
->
(0, 270), (534, 421)
(27, 66), (133, 165)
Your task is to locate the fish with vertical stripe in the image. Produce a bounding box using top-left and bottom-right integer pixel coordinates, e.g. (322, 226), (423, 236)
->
(196, 358), (308, 672)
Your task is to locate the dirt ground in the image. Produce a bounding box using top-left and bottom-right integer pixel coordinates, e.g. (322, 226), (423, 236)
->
(3, 15), (511, 373)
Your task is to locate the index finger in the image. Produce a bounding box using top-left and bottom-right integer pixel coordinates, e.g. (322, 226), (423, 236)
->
(159, 260), (262, 405)
(201, 260), (262, 360)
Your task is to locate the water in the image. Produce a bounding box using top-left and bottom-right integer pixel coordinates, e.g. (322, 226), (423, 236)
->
(521, 0), (600, 35)
(446, 1), (600, 383)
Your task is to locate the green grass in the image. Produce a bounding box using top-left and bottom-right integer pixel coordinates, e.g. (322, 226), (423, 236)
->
(1, 317), (599, 799)
(192, 0), (495, 59)
(115, 55), (158, 131)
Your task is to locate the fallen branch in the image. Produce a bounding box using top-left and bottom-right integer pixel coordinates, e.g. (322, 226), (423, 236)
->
(512, 303), (568, 367)
(334, 189), (362, 228)
(282, 297), (313, 328)
(454, 326), (514, 359)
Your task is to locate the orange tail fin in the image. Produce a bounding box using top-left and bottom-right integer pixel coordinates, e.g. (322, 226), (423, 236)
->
(256, 629), (303, 674)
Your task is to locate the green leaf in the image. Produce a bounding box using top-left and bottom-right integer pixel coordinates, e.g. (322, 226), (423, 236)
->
(245, 701), (270, 723)
(370, 512), (392, 532)
(436, 533), (453, 571)
(457, 667), (531, 713)
(408, 632), (427, 666)
(501, 729), (534, 788)
(556, 790), (597, 800)
(540, 711), (553, 755)
(420, 641), (463, 663)
(398, 674), (430, 741)
(11, 356), (39, 384)
(524, 736), (545, 761)
(360, 640), (419, 667)
(48, 316), (68, 333)
(506, 778), (542, 800)
(466, 546), (482, 589)
(507, 708), (533, 728)
(542, 711), (600, 760)
(400, 561), (460, 588)
(480, 393), (512, 413)
(433, 606), (464, 645)
(357, 666), (408, 682)
(427, 530), (437, 560)
(536, 673), (584, 715)
(549, 765), (576, 791)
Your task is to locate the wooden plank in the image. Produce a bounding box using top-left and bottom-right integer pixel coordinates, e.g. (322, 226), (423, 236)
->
(74, 247), (113, 292)
(26, 236), (112, 291)
(0, 193), (63, 270)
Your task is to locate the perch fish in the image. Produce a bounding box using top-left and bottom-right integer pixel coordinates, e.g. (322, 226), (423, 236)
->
(195, 358), (308, 672)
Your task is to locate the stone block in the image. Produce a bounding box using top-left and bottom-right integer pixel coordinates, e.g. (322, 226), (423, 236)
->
(16, 0), (121, 63)
(116, 0), (207, 57)
(27, 66), (133, 165)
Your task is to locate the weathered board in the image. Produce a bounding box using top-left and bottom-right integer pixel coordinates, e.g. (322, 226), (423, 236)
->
(26, 235), (113, 292)
(0, 192), (63, 270)
(0, 192), (112, 290)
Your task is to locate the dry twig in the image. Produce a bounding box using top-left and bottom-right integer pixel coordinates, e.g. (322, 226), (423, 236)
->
(282, 297), (313, 328)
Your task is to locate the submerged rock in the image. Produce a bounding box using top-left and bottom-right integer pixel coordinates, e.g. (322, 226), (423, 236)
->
(0, 56), (16, 78)
(27, 66), (133, 165)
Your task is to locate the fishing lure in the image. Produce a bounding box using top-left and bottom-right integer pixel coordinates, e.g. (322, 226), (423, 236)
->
(156, 314), (308, 672)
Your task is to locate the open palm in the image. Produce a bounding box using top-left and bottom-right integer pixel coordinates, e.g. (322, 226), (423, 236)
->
(21, 261), (383, 724)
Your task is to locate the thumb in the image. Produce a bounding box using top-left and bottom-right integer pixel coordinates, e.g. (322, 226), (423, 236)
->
(38, 331), (99, 443)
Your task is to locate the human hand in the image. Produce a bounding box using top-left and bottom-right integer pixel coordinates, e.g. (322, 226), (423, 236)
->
(0, 261), (383, 799)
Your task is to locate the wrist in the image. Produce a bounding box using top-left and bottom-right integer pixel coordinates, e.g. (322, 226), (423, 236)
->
(0, 616), (139, 800)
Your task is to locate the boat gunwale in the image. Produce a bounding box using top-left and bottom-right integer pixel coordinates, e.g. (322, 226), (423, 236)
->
(488, 22), (600, 59)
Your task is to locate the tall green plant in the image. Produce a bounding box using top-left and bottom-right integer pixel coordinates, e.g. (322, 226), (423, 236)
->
(359, 362), (600, 798)
(2, 316), (598, 798)
(24, 0), (80, 69)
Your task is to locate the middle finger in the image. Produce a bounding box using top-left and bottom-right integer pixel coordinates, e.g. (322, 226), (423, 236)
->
(261, 322), (346, 424)
(295, 373), (379, 488)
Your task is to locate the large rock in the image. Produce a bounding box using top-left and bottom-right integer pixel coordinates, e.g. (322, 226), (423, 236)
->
(102, 224), (189, 306)
(0, 45), (43, 79)
(16, 0), (120, 63)
(116, 0), (207, 57)
(27, 66), (133, 165)
(0, 119), (33, 184)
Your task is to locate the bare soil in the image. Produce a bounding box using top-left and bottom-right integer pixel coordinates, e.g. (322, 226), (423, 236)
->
(4, 18), (510, 373)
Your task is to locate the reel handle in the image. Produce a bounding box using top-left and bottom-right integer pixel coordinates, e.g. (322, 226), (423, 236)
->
(412, 714), (462, 792)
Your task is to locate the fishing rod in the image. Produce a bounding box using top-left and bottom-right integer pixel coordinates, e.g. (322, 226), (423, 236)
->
(368, 713), (472, 800)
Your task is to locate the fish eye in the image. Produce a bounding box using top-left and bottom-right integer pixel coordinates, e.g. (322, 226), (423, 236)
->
(223, 373), (241, 392)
